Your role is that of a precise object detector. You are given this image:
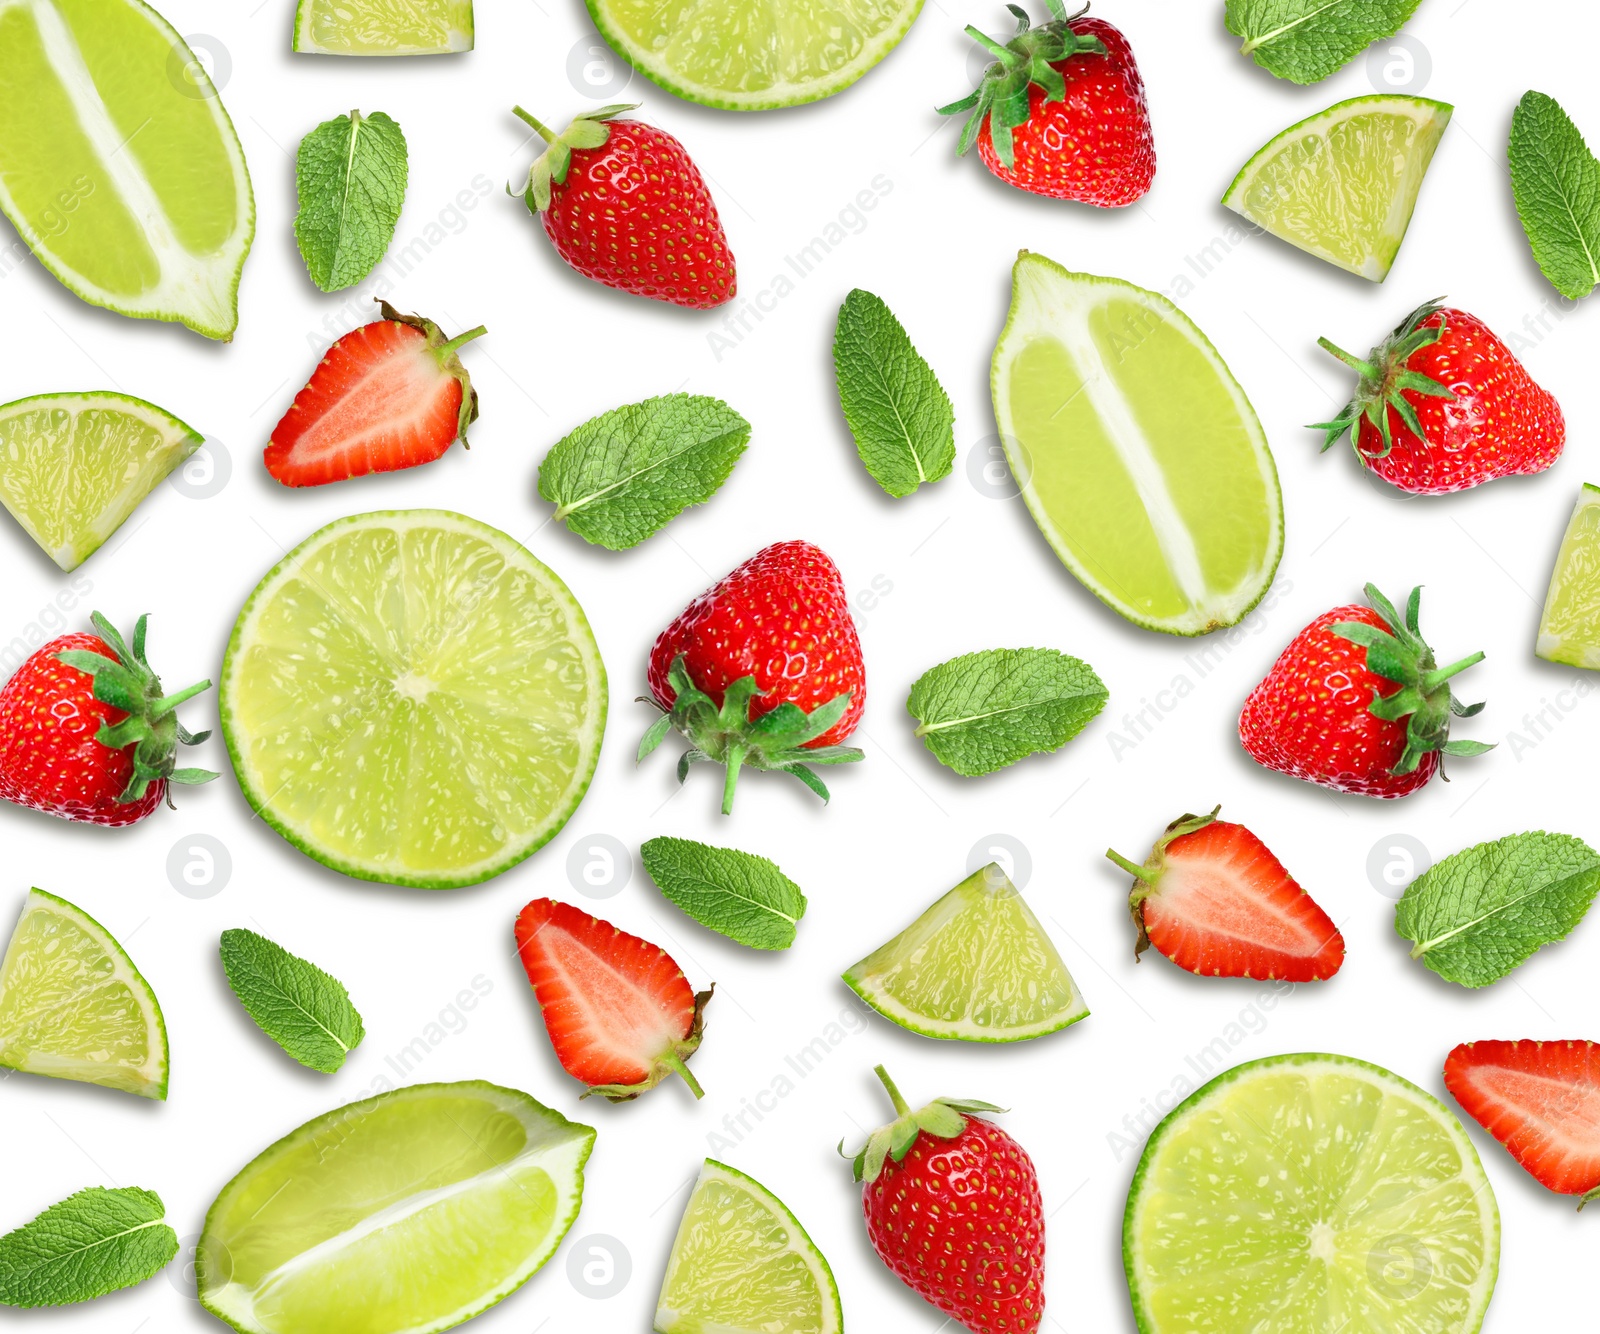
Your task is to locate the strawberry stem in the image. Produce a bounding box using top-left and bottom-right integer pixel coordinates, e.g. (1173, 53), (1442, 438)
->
(662, 1052), (704, 1100)
(1105, 848), (1158, 884)
(964, 24), (1019, 64)
(1421, 651), (1487, 694)
(720, 744), (745, 816)
(437, 325), (487, 358)
(150, 679), (213, 716)
(874, 1065), (911, 1117)
(511, 105), (554, 142)
(1315, 336), (1379, 380)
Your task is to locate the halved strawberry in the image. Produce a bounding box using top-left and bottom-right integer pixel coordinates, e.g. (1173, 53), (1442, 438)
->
(1106, 807), (1343, 981)
(514, 897), (711, 1102)
(1445, 1040), (1600, 1203)
(265, 301), (485, 487)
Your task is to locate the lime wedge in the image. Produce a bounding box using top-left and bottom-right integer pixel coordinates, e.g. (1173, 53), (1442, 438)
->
(0, 888), (168, 1100)
(992, 252), (1283, 636)
(1223, 95), (1452, 282)
(587, 0), (923, 110)
(198, 1081), (593, 1334)
(294, 0), (473, 53)
(654, 1159), (842, 1334)
(0, 392), (201, 571)
(0, 0), (254, 339)
(220, 510), (606, 889)
(1125, 1053), (1498, 1334)
(1537, 484), (1600, 668)
(844, 863), (1088, 1042)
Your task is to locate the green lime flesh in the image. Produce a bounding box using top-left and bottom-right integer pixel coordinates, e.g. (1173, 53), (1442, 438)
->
(293, 0), (473, 53)
(220, 510), (607, 889)
(844, 863), (1088, 1042)
(992, 253), (1283, 636)
(654, 1159), (842, 1334)
(1124, 1053), (1499, 1334)
(1537, 483), (1600, 668)
(0, 888), (168, 1099)
(198, 1081), (593, 1334)
(1222, 95), (1452, 282)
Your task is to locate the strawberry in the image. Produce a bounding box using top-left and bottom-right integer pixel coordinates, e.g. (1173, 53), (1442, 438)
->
(513, 103), (735, 310)
(939, 1), (1154, 207)
(1106, 806), (1344, 981)
(1312, 299), (1565, 495)
(514, 897), (711, 1102)
(1445, 1040), (1600, 1204)
(848, 1066), (1044, 1334)
(640, 540), (865, 813)
(1239, 584), (1491, 799)
(0, 612), (215, 826)
(265, 301), (484, 487)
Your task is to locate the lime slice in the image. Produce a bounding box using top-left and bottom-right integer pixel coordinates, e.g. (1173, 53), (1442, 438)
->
(220, 510), (607, 889)
(1537, 484), (1600, 668)
(0, 0), (254, 339)
(844, 863), (1087, 1042)
(654, 1159), (842, 1334)
(1223, 95), (1452, 282)
(1125, 1052), (1499, 1334)
(0, 888), (168, 1100)
(587, 0), (923, 110)
(198, 1081), (593, 1334)
(294, 0), (473, 53)
(992, 252), (1283, 636)
(0, 391), (201, 571)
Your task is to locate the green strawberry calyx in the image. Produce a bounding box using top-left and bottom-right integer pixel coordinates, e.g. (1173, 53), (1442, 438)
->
(936, 0), (1107, 169)
(376, 300), (484, 445)
(54, 612), (218, 806)
(1310, 299), (1460, 460)
(584, 985), (713, 1103)
(1331, 584), (1492, 776)
(841, 1066), (1005, 1185)
(512, 103), (637, 213)
(637, 655), (864, 815)
(1106, 806), (1221, 961)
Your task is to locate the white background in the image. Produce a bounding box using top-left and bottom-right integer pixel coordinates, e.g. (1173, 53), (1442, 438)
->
(3, 0), (1597, 1329)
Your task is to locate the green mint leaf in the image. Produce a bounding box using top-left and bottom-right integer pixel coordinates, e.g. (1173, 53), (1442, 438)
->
(832, 289), (954, 498)
(0, 1187), (178, 1307)
(907, 648), (1108, 777)
(640, 836), (807, 950)
(1509, 91), (1600, 300)
(1394, 831), (1600, 987)
(538, 394), (749, 550)
(294, 109), (409, 293)
(1224, 0), (1422, 84)
(219, 928), (365, 1072)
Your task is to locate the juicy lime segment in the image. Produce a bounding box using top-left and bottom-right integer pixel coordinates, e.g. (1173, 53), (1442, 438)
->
(293, 0), (474, 53)
(221, 511), (606, 889)
(199, 1082), (593, 1334)
(655, 1159), (842, 1334)
(992, 254), (1283, 636)
(588, 0), (924, 110)
(1537, 483), (1600, 668)
(1125, 1053), (1498, 1334)
(0, 888), (168, 1099)
(1223, 96), (1452, 282)
(844, 864), (1088, 1042)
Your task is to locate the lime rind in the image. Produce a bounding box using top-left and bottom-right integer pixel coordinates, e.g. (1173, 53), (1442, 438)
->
(292, 0), (474, 54)
(1537, 483), (1600, 668)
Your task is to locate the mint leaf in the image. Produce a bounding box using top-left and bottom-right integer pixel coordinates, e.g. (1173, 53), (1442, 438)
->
(1509, 91), (1600, 300)
(833, 289), (954, 498)
(1225, 0), (1422, 84)
(907, 648), (1108, 777)
(0, 1187), (178, 1307)
(640, 837), (806, 950)
(219, 928), (365, 1072)
(538, 394), (749, 550)
(1394, 832), (1600, 987)
(294, 110), (409, 293)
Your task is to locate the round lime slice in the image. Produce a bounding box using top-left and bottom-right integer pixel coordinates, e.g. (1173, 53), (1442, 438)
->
(1223, 95), (1452, 282)
(1125, 1052), (1498, 1333)
(587, 0), (924, 110)
(220, 510), (607, 889)
(844, 863), (1088, 1042)
(293, 0), (473, 53)
(1537, 483), (1600, 668)
(198, 1081), (593, 1334)
(992, 252), (1283, 636)
(654, 1158), (842, 1334)
(0, 888), (168, 1100)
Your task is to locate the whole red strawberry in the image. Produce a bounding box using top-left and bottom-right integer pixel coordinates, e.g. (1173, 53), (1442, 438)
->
(514, 103), (735, 309)
(849, 1066), (1044, 1334)
(1312, 300), (1565, 494)
(641, 540), (865, 812)
(1239, 584), (1490, 798)
(939, 1), (1154, 207)
(0, 613), (215, 825)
